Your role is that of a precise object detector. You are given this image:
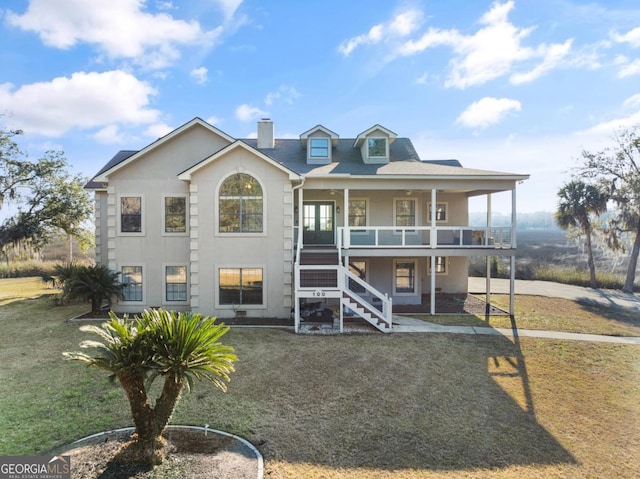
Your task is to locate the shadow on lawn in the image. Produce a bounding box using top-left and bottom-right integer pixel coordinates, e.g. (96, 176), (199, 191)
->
(575, 293), (640, 330)
(232, 328), (577, 472)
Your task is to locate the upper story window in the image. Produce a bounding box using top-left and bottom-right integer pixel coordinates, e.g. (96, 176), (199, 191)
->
(428, 202), (448, 223)
(121, 196), (142, 233)
(348, 199), (367, 228)
(219, 173), (263, 233)
(310, 138), (330, 158)
(164, 196), (186, 233)
(368, 138), (387, 157)
(395, 198), (416, 228)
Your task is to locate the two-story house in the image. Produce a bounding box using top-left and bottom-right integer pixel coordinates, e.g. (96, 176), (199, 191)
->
(86, 117), (529, 333)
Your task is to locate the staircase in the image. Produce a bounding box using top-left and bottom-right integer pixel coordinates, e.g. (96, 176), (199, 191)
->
(295, 249), (392, 333)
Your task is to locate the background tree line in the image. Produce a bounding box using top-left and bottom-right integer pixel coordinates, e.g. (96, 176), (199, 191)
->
(555, 126), (640, 293)
(0, 123), (93, 268)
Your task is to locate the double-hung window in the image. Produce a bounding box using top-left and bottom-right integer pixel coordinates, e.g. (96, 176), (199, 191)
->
(219, 173), (263, 233)
(219, 268), (263, 306)
(165, 266), (187, 302)
(164, 197), (187, 233)
(310, 138), (330, 158)
(395, 199), (416, 229)
(428, 202), (448, 223)
(121, 197), (142, 233)
(121, 266), (143, 301)
(348, 199), (367, 229)
(395, 260), (416, 294)
(428, 257), (448, 274)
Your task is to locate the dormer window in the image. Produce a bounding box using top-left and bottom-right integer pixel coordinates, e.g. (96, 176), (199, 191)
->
(368, 138), (387, 157)
(354, 124), (397, 165)
(310, 138), (330, 158)
(300, 125), (339, 165)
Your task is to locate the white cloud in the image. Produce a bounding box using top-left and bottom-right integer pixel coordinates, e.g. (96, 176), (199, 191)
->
(338, 8), (423, 56)
(623, 93), (640, 108)
(213, 0), (243, 20)
(397, 1), (573, 88)
(586, 95), (640, 134)
(510, 39), (573, 84)
(94, 125), (125, 144)
(235, 104), (268, 122)
(143, 123), (174, 138)
(206, 115), (221, 125)
(264, 85), (301, 106)
(456, 97), (521, 129)
(617, 58), (640, 78)
(612, 26), (640, 48)
(190, 66), (208, 84)
(0, 70), (160, 136)
(6, 0), (221, 69)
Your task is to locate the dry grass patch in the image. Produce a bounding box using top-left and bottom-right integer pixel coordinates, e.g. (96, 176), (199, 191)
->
(175, 329), (640, 478)
(409, 295), (640, 337)
(1, 278), (639, 478)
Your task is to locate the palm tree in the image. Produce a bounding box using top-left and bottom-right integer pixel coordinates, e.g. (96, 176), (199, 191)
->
(66, 264), (122, 314)
(64, 309), (237, 465)
(555, 180), (608, 288)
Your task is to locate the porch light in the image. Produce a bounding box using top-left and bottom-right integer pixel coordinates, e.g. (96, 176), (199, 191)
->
(405, 190), (412, 196)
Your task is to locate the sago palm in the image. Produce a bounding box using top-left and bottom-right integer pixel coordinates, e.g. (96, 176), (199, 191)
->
(66, 264), (123, 314)
(64, 309), (237, 466)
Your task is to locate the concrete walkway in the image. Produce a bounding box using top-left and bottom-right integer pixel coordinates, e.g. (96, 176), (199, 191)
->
(392, 278), (640, 345)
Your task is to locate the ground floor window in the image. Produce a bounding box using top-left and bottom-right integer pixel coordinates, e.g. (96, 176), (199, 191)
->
(165, 265), (187, 301)
(428, 256), (448, 274)
(219, 268), (263, 305)
(122, 266), (143, 301)
(394, 260), (416, 294)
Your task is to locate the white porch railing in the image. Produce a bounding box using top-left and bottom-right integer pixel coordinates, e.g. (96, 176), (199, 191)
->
(337, 226), (513, 249)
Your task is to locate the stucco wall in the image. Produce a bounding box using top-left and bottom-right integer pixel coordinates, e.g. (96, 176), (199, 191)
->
(188, 148), (293, 320)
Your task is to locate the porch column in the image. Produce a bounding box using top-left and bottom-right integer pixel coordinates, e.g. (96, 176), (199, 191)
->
(343, 188), (349, 251)
(430, 256), (436, 315)
(297, 187), (304, 250)
(486, 193), (492, 307)
(431, 189), (437, 315)
(430, 189), (437, 249)
(511, 186), (517, 248)
(510, 185), (517, 317)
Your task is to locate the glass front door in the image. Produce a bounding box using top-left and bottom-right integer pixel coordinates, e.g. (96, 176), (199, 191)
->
(303, 201), (335, 245)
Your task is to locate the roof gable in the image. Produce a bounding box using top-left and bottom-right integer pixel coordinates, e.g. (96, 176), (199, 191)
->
(177, 140), (301, 181)
(299, 125), (339, 147)
(93, 117), (234, 182)
(354, 124), (398, 148)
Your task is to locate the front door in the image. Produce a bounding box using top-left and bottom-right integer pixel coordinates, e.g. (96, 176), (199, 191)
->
(303, 201), (335, 245)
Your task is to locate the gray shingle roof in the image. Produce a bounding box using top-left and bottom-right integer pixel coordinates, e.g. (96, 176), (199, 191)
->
(86, 135), (526, 189)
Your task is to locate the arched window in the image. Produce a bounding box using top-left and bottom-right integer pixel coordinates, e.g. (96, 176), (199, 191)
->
(219, 173), (263, 233)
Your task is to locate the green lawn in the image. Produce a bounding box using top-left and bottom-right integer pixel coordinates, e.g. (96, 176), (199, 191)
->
(1, 278), (639, 478)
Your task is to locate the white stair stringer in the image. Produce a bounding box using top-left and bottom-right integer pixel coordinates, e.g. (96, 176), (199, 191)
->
(341, 286), (392, 333)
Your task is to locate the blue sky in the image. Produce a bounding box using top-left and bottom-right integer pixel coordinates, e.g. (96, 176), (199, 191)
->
(2, 0), (640, 213)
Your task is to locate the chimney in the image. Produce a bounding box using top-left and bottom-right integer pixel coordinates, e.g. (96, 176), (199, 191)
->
(257, 118), (274, 148)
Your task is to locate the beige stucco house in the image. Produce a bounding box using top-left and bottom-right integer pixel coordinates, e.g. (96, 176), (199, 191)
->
(87, 117), (529, 333)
